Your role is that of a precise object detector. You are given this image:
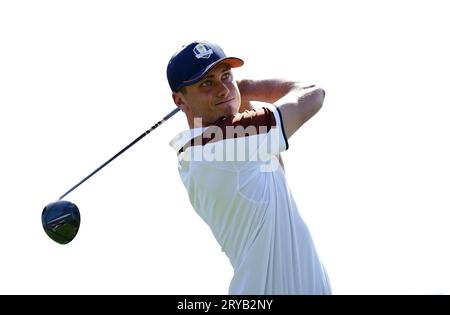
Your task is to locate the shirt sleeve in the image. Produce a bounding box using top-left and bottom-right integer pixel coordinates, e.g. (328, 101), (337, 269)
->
(218, 104), (289, 155)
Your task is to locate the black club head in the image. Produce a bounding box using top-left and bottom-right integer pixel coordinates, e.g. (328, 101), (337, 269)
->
(42, 200), (81, 244)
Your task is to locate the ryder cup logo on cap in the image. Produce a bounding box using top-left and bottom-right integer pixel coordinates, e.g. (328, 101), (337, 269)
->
(167, 41), (244, 92)
(193, 43), (213, 59)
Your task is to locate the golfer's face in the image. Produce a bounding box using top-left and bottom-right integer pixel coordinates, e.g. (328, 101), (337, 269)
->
(182, 63), (241, 126)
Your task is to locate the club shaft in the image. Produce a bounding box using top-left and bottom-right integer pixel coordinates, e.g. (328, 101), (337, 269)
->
(59, 107), (180, 200)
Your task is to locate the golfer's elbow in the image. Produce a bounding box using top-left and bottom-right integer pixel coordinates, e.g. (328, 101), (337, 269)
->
(303, 86), (325, 121)
(278, 85), (326, 138)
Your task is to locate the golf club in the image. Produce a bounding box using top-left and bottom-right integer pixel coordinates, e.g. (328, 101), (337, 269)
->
(42, 107), (180, 244)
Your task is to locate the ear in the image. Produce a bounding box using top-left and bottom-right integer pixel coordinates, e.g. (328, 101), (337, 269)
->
(172, 92), (187, 112)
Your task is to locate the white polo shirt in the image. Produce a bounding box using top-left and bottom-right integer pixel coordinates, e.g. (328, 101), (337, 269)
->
(169, 104), (331, 294)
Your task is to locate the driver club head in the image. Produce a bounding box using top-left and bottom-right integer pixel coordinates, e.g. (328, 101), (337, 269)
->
(42, 200), (81, 244)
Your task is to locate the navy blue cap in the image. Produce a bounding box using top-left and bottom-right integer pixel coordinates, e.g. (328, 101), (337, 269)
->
(167, 41), (244, 92)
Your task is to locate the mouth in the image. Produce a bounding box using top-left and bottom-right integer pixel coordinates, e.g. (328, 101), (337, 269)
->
(215, 98), (235, 106)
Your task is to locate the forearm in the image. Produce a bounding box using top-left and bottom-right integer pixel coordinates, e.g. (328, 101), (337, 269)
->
(238, 79), (315, 105)
(238, 78), (325, 139)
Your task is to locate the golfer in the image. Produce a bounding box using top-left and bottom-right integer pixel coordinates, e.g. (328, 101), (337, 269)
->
(167, 41), (331, 294)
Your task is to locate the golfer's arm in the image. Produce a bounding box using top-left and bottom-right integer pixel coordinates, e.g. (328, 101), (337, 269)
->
(238, 79), (292, 112)
(237, 79), (303, 172)
(238, 79), (299, 105)
(275, 85), (325, 139)
(237, 79), (325, 138)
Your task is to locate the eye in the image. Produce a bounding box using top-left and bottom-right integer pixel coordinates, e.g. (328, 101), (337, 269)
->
(222, 72), (232, 81)
(200, 80), (212, 87)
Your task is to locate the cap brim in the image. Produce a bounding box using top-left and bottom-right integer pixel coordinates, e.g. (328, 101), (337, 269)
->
(180, 57), (244, 88)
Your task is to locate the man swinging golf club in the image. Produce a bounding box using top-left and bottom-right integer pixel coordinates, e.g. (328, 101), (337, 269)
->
(167, 41), (331, 295)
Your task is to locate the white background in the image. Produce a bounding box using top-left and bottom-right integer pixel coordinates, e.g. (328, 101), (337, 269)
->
(1, 0), (449, 294)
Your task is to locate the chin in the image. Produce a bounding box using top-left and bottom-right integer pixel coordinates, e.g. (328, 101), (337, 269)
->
(225, 101), (240, 114)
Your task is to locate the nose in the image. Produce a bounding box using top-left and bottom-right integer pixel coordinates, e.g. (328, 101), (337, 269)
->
(217, 82), (230, 99)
